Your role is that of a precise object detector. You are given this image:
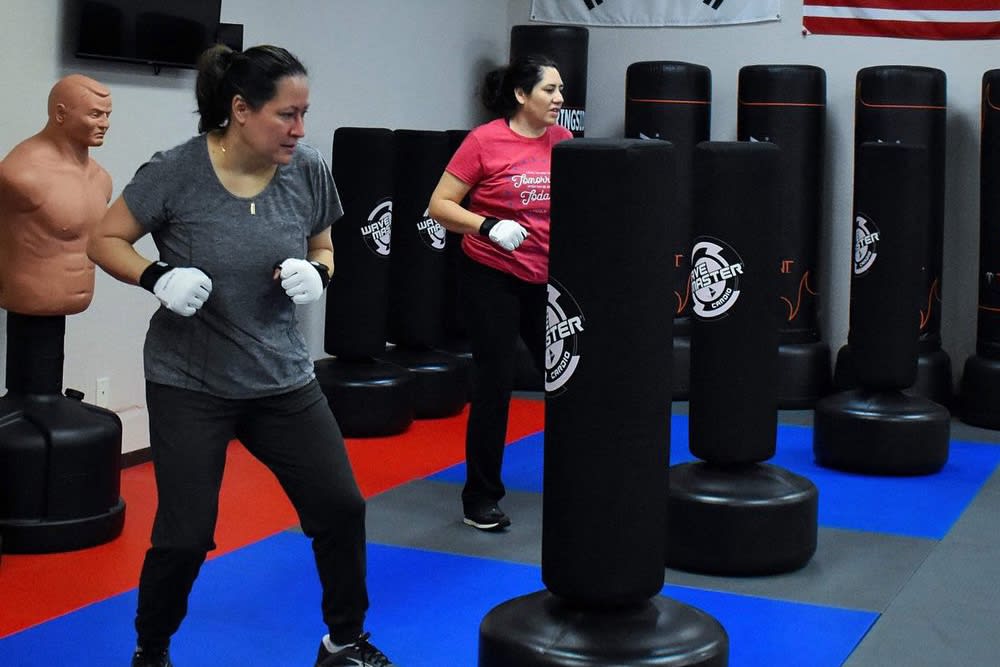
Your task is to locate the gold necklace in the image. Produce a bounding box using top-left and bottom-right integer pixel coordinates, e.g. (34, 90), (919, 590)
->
(215, 134), (256, 215)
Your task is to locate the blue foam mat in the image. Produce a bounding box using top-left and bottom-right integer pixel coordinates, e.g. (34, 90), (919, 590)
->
(429, 418), (1000, 539)
(0, 532), (876, 666)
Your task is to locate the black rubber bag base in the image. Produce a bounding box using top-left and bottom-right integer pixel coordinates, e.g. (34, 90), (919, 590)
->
(813, 389), (950, 475)
(479, 589), (728, 667)
(778, 340), (831, 409)
(1, 497), (125, 554)
(314, 357), (415, 437)
(833, 343), (953, 408)
(666, 462), (818, 576)
(959, 355), (1000, 430)
(0, 394), (125, 554)
(379, 346), (469, 419)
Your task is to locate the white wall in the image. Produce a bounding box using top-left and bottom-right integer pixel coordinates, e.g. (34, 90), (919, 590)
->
(0, 0), (508, 452)
(510, 0), (990, 397)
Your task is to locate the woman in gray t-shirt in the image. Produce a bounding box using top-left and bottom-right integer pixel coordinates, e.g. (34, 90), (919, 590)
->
(88, 44), (394, 667)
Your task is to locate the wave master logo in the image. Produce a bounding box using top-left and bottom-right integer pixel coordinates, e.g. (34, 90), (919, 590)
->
(361, 198), (392, 257)
(545, 278), (585, 394)
(417, 207), (447, 252)
(853, 213), (879, 275)
(690, 237), (744, 319)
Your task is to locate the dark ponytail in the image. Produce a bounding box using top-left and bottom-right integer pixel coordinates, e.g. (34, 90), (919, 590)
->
(195, 44), (308, 133)
(480, 55), (558, 118)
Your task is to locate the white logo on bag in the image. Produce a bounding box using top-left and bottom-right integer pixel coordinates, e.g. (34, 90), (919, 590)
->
(690, 237), (744, 319)
(361, 198), (392, 257)
(416, 207), (447, 251)
(854, 213), (879, 275)
(545, 279), (585, 394)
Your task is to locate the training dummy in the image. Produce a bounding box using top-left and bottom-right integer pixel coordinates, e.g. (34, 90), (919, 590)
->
(0, 73), (112, 316)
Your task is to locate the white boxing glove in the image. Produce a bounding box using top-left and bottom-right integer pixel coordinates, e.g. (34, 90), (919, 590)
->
(480, 217), (529, 252)
(278, 257), (329, 305)
(139, 262), (212, 317)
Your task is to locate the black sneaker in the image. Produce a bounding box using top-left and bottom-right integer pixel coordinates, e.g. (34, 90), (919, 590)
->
(463, 504), (511, 531)
(130, 647), (173, 667)
(315, 632), (395, 666)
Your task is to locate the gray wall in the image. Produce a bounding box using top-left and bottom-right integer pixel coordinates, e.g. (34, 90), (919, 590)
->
(0, 1), (992, 450)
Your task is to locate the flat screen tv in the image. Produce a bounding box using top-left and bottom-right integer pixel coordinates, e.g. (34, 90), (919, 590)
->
(74, 0), (223, 70)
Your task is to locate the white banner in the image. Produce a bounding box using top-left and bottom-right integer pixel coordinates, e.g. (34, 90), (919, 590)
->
(530, 0), (781, 27)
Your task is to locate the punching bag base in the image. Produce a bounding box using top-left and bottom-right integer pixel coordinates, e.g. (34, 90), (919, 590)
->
(833, 343), (954, 408)
(379, 346), (469, 419)
(666, 462), (818, 576)
(778, 340), (831, 409)
(479, 589), (728, 667)
(959, 354), (1000, 429)
(672, 334), (691, 400)
(315, 357), (415, 438)
(813, 389), (950, 475)
(0, 394), (125, 554)
(0, 497), (126, 554)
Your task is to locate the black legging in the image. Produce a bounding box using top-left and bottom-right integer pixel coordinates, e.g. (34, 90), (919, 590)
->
(135, 379), (368, 649)
(459, 253), (546, 511)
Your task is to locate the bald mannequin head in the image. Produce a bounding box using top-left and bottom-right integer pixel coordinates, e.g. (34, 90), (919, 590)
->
(44, 74), (112, 149)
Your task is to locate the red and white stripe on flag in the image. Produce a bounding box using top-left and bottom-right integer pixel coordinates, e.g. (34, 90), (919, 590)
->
(803, 0), (1000, 39)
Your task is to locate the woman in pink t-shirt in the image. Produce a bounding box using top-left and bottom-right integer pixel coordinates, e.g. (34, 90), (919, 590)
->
(429, 56), (572, 531)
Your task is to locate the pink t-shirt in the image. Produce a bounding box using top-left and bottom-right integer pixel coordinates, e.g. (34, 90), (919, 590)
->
(446, 118), (573, 284)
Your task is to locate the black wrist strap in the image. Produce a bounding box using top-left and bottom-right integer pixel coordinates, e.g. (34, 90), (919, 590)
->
(479, 217), (500, 237)
(139, 261), (172, 293)
(309, 260), (331, 289)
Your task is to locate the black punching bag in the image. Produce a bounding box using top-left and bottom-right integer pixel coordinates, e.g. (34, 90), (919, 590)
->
(667, 142), (818, 576)
(814, 142), (950, 475)
(510, 25), (588, 137)
(625, 60), (711, 400)
(835, 66), (951, 406)
(315, 127), (414, 438)
(478, 140), (727, 667)
(738, 64), (830, 408)
(960, 70), (1000, 429)
(380, 129), (467, 419)
(0, 314), (125, 553)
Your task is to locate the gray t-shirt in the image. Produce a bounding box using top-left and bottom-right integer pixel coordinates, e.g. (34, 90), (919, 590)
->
(122, 134), (342, 398)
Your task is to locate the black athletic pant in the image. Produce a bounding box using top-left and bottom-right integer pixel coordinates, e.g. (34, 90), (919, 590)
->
(460, 254), (546, 512)
(135, 379), (368, 649)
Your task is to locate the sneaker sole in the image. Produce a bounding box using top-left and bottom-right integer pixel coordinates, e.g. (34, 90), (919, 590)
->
(463, 517), (510, 530)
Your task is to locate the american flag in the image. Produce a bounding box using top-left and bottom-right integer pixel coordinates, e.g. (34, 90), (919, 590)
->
(803, 0), (1000, 39)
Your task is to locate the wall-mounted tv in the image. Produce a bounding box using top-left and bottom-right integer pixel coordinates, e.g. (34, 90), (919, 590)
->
(74, 0), (223, 71)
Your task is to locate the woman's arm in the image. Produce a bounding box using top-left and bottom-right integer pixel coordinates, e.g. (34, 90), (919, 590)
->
(87, 195), (153, 285)
(305, 226), (334, 280)
(428, 171), (483, 235)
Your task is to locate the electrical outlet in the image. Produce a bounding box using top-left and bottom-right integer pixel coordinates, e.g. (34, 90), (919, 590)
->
(95, 377), (110, 408)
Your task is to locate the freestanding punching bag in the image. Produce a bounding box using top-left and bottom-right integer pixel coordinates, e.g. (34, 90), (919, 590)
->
(738, 64), (830, 408)
(960, 70), (1000, 429)
(439, 129), (476, 397)
(315, 127), (415, 437)
(666, 142), (818, 575)
(835, 66), (952, 406)
(625, 61), (711, 400)
(510, 25), (588, 137)
(814, 142), (950, 474)
(380, 129), (467, 419)
(478, 140), (727, 667)
(0, 314), (125, 553)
